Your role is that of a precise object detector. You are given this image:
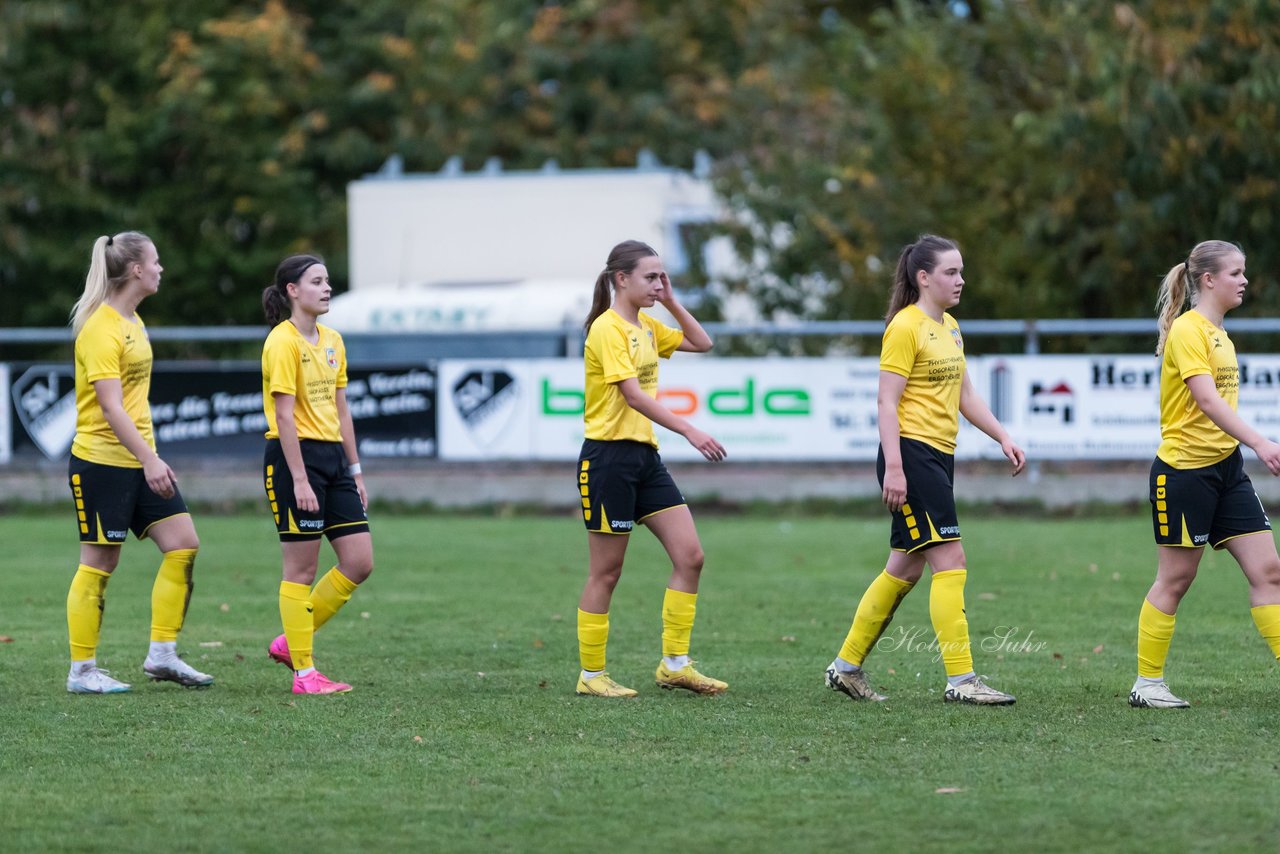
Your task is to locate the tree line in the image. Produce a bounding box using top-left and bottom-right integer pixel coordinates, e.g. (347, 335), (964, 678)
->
(2, 0), (1277, 332)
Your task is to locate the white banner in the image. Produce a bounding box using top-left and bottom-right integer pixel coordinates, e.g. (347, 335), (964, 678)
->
(439, 357), (999, 462)
(434, 354), (1280, 463)
(981, 355), (1162, 459)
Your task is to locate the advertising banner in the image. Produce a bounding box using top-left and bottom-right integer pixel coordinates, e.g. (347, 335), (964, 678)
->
(439, 357), (993, 462)
(982, 355), (1161, 459)
(437, 354), (1280, 463)
(7, 363), (438, 461)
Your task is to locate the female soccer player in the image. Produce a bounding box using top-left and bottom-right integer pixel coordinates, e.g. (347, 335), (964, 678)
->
(574, 239), (728, 698)
(260, 254), (374, 695)
(825, 234), (1024, 705)
(1128, 240), (1280, 708)
(64, 231), (212, 693)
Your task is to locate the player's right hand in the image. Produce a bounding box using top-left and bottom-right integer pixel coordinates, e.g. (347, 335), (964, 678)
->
(881, 467), (907, 512)
(144, 457), (177, 499)
(294, 478), (320, 513)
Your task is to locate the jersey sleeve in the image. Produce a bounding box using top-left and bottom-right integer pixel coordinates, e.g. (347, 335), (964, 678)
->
(653, 319), (684, 359)
(1167, 321), (1211, 381)
(879, 318), (918, 378)
(597, 323), (638, 384)
(264, 334), (300, 397)
(78, 316), (123, 383)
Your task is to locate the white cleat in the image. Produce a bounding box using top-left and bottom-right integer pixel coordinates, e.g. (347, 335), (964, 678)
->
(67, 667), (131, 694)
(944, 675), (1016, 705)
(1128, 679), (1189, 709)
(144, 655), (214, 688)
(824, 662), (888, 701)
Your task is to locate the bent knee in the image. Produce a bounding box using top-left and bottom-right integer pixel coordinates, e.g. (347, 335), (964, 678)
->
(343, 560), (374, 584)
(676, 546), (705, 574)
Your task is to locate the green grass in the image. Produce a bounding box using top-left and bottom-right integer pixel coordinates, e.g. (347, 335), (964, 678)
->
(1, 511), (1278, 852)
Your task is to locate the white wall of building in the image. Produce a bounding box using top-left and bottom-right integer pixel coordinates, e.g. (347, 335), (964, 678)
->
(347, 162), (719, 291)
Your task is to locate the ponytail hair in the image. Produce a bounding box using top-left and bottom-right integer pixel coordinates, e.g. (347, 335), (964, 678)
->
(886, 234), (958, 325)
(583, 239), (659, 334)
(1155, 240), (1242, 356)
(263, 253), (325, 326)
(70, 231), (153, 334)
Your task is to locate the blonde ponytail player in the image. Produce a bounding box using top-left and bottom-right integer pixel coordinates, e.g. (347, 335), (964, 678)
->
(1129, 241), (1280, 709)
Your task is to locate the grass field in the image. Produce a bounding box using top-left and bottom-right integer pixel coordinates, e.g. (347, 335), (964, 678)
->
(1, 509), (1278, 852)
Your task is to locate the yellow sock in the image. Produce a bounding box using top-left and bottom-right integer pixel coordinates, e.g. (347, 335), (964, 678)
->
(661, 588), (698, 658)
(578, 609), (609, 672)
(279, 581), (315, 671)
(310, 566), (358, 631)
(839, 570), (915, 666)
(67, 564), (111, 661)
(929, 569), (973, 677)
(150, 548), (196, 642)
(1137, 598), (1176, 678)
(1250, 604), (1280, 662)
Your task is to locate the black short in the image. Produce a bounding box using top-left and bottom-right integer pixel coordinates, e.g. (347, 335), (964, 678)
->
(877, 437), (960, 553)
(68, 455), (190, 544)
(264, 439), (369, 542)
(1150, 448), (1270, 549)
(578, 439), (685, 534)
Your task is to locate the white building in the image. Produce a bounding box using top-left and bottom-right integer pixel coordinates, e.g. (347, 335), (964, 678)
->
(329, 151), (733, 334)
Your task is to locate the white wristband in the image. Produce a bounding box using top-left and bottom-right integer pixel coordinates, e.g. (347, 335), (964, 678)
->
(347, 462), (362, 475)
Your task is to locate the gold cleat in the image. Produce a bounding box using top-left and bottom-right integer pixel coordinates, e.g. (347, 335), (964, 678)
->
(655, 661), (728, 695)
(576, 672), (639, 698)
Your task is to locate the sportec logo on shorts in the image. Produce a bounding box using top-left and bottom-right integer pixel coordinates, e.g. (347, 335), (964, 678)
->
(297, 519), (324, 530)
(611, 520), (634, 531)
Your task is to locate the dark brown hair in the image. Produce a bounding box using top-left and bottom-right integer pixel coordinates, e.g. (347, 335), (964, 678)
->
(885, 234), (959, 324)
(263, 253), (325, 325)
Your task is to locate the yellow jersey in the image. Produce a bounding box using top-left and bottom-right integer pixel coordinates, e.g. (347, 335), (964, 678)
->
(583, 309), (684, 448)
(1157, 310), (1239, 469)
(880, 304), (966, 454)
(72, 303), (155, 467)
(261, 321), (348, 442)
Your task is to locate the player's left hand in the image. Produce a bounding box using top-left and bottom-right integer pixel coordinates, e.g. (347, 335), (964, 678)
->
(354, 473), (368, 510)
(657, 272), (675, 305)
(1002, 438), (1026, 476)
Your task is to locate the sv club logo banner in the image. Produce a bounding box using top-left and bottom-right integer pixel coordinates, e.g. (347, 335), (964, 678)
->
(12, 365), (77, 460)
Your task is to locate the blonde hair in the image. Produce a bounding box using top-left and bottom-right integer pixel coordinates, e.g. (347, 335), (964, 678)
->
(1154, 240), (1243, 356)
(70, 231), (154, 334)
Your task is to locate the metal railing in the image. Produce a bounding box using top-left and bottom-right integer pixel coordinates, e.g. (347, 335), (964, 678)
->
(6, 317), (1280, 356)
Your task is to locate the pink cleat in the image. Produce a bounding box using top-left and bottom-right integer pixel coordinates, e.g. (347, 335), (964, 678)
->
(292, 670), (352, 695)
(267, 635), (293, 668)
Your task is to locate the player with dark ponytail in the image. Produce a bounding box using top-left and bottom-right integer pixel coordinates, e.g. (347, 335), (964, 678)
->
(825, 235), (1024, 706)
(573, 240), (728, 698)
(260, 254), (374, 694)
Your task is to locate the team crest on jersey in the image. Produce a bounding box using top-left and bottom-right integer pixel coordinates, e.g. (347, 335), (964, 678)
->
(951, 328), (963, 349)
(325, 347), (339, 369)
